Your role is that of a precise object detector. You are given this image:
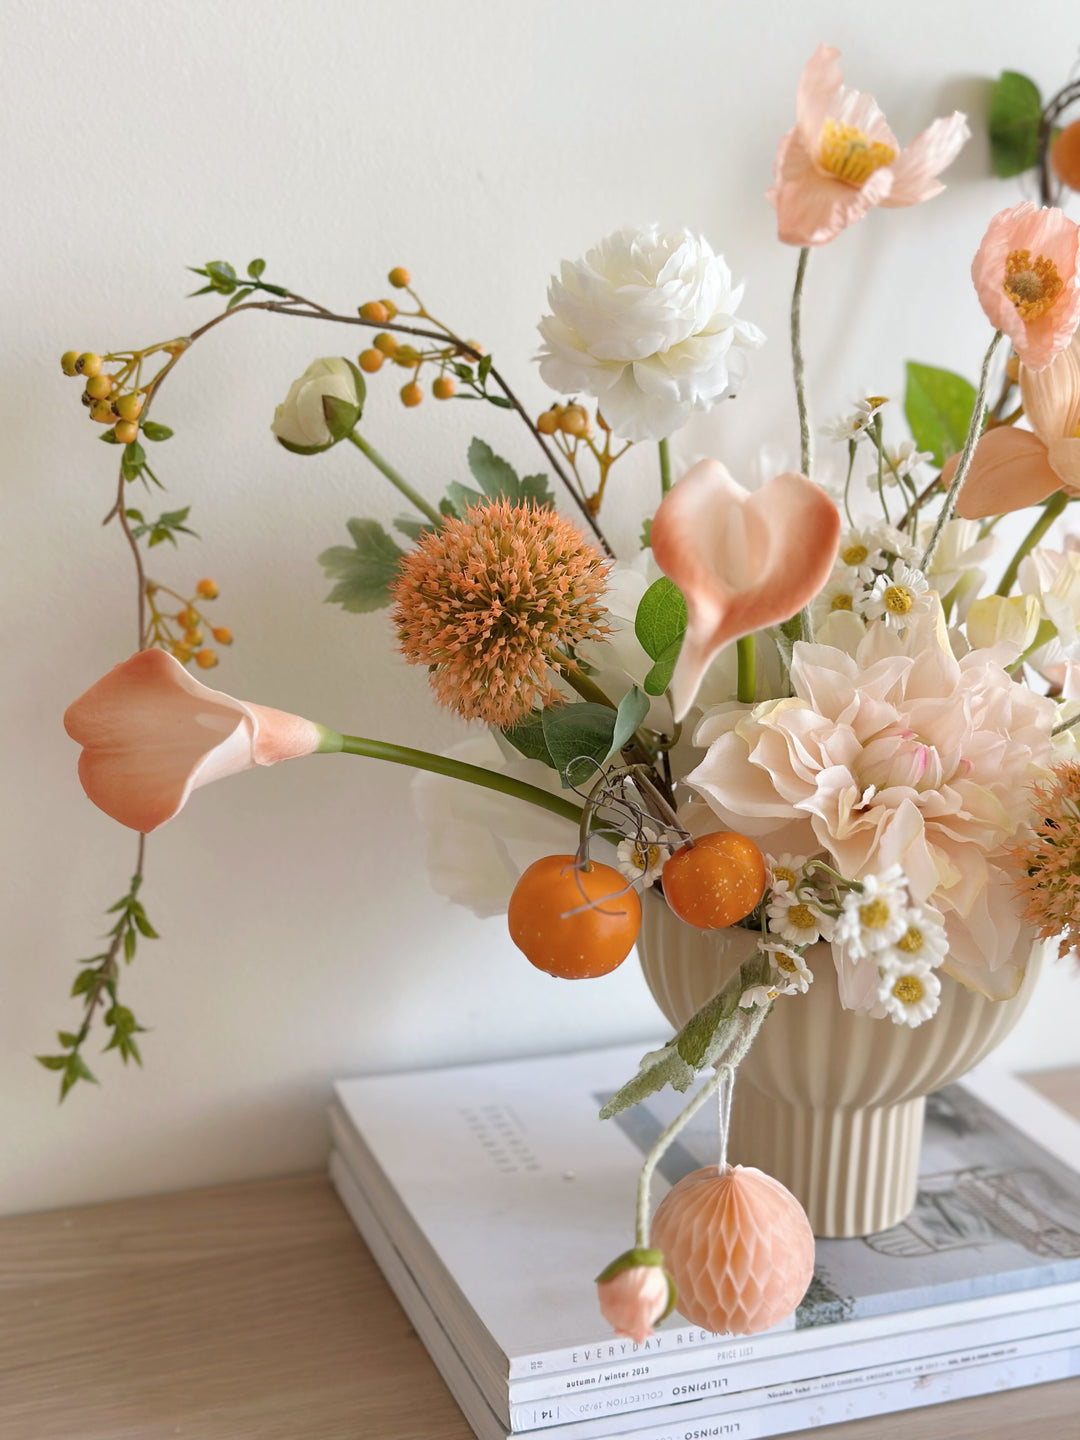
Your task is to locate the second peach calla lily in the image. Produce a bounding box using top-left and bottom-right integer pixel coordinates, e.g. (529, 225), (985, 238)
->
(650, 460), (841, 720)
(64, 649), (330, 833)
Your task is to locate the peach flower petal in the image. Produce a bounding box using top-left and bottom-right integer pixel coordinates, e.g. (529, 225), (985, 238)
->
(597, 1265), (671, 1345)
(881, 112), (971, 207)
(64, 649), (322, 832)
(796, 45), (896, 155)
(951, 426), (1062, 519)
(650, 460), (841, 721)
(972, 204), (1080, 371)
(769, 129), (893, 248)
(1021, 333), (1080, 444)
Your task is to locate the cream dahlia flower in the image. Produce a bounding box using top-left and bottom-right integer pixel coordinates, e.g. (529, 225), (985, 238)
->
(537, 226), (764, 442)
(687, 605), (1056, 998)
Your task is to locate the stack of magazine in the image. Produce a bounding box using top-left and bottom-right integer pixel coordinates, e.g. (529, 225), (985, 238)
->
(329, 1043), (1080, 1440)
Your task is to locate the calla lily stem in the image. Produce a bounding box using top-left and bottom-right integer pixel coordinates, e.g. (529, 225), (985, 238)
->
(995, 490), (1069, 597)
(346, 432), (442, 526)
(323, 731), (584, 824)
(736, 635), (755, 704)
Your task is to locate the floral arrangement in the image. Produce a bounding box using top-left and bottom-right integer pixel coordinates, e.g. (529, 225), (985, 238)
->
(47, 46), (1080, 1340)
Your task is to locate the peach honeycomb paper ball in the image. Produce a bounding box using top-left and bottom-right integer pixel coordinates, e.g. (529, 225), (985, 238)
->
(650, 1164), (815, 1335)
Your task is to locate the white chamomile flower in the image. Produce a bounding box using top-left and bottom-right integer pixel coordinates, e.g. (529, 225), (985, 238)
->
(765, 852), (808, 895)
(836, 527), (889, 581)
(822, 396), (889, 445)
(871, 524), (922, 569)
(615, 828), (671, 888)
(884, 440), (933, 486)
(877, 959), (942, 1027)
(834, 867), (910, 958)
(765, 942), (813, 995)
(739, 983), (780, 1010)
(766, 888), (835, 945)
(812, 571), (867, 627)
(857, 561), (931, 628)
(883, 905), (949, 970)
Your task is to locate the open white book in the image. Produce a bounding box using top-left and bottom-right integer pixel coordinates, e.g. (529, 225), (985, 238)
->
(331, 1043), (1080, 1434)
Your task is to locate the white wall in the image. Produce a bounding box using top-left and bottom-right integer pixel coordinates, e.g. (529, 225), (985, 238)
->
(4, 0), (1079, 1215)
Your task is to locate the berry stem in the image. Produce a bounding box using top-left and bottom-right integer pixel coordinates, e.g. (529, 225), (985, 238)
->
(325, 731), (584, 824)
(345, 432), (442, 526)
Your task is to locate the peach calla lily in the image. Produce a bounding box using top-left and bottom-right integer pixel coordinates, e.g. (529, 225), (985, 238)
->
(953, 333), (1080, 518)
(971, 204), (1080, 373)
(650, 460), (841, 721)
(64, 649), (328, 833)
(767, 44), (969, 248)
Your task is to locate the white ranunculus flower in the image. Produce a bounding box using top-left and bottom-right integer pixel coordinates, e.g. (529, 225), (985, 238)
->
(271, 357), (364, 453)
(537, 226), (764, 443)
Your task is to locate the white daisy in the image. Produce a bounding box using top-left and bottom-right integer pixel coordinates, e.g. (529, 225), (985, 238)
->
(615, 828), (671, 888)
(834, 867), (910, 958)
(881, 905), (949, 970)
(836, 527), (890, 581)
(857, 561), (932, 628)
(869, 524), (922, 570)
(877, 959), (942, 1027)
(766, 888), (835, 945)
(812, 571), (868, 627)
(883, 440), (933, 486)
(739, 983), (780, 1010)
(765, 852), (809, 895)
(765, 942), (814, 995)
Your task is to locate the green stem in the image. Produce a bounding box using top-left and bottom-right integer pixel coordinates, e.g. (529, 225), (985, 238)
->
(346, 432), (442, 526)
(872, 416), (890, 525)
(920, 331), (1002, 572)
(658, 438), (672, 497)
(323, 730), (584, 824)
(995, 491), (1069, 597)
(791, 247), (811, 478)
(554, 653), (617, 710)
(736, 635), (756, 704)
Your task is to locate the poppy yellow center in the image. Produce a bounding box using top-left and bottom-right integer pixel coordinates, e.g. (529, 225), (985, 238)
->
(831, 593), (854, 611)
(1003, 250), (1064, 320)
(819, 120), (897, 187)
(860, 898), (891, 929)
(842, 544), (869, 566)
(892, 974), (925, 1005)
(883, 584), (913, 615)
(897, 926), (924, 954)
(774, 950), (799, 973)
(788, 903), (817, 930)
(772, 865), (797, 887)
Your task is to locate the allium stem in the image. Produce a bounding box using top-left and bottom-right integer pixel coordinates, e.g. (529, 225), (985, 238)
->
(736, 635), (756, 704)
(996, 490), (1069, 597)
(346, 432), (442, 526)
(325, 732), (584, 823)
(920, 330), (1003, 572)
(658, 438), (672, 497)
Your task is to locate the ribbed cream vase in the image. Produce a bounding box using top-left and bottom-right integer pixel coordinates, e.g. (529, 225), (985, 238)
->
(637, 893), (1049, 1238)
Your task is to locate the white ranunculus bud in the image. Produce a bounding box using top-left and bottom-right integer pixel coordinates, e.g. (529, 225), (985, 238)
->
(537, 225), (764, 443)
(271, 357), (365, 454)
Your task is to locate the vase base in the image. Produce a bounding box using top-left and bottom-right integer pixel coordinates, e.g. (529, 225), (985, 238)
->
(729, 1087), (926, 1238)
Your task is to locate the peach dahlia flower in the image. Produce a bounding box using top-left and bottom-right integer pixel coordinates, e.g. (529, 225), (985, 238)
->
(972, 204), (1080, 372)
(686, 607), (1056, 999)
(954, 332), (1080, 518)
(767, 45), (969, 247)
(64, 649), (326, 833)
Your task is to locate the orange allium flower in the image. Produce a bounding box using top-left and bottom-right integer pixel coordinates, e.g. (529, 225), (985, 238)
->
(1008, 761), (1080, 961)
(391, 500), (611, 729)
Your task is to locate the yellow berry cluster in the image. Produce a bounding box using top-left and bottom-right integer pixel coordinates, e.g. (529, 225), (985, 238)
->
(61, 351), (150, 443)
(145, 577), (233, 670)
(537, 401), (603, 438)
(355, 267), (482, 408)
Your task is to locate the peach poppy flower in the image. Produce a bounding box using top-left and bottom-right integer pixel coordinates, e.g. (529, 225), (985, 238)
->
(953, 333), (1080, 518)
(767, 45), (969, 247)
(649, 460), (841, 721)
(64, 649), (327, 832)
(971, 204), (1080, 371)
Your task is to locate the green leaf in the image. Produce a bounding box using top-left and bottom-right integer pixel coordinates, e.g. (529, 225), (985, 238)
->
(486, 395), (513, 409)
(123, 927), (136, 962)
(677, 952), (771, 1067)
(99, 428), (121, 444)
(141, 421), (173, 442)
(478, 353), (493, 385)
(501, 712), (555, 767)
(204, 259), (238, 293)
(519, 473), (555, 509)
(36, 1054), (69, 1072)
(904, 361), (978, 466)
(71, 969), (97, 997)
(57, 1031), (79, 1048)
(639, 518), (653, 550)
(443, 480), (485, 517)
(60, 1052), (97, 1100)
(605, 687), (648, 763)
(247, 258), (266, 280)
(635, 577), (688, 660)
(226, 286), (253, 311)
(132, 910), (159, 939)
(321, 392), (361, 442)
(467, 437), (519, 496)
(599, 1042), (696, 1118)
(318, 518), (405, 613)
(644, 636), (683, 697)
(394, 513), (436, 543)
(541, 703), (616, 787)
(989, 71), (1043, 178)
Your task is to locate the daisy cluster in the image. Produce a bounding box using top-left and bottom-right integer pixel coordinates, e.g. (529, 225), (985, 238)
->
(812, 523), (932, 632)
(748, 855), (948, 1027)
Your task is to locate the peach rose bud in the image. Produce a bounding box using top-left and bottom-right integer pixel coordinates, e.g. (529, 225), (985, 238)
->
(595, 1248), (676, 1345)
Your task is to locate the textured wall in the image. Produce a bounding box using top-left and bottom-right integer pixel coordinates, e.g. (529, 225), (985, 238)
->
(4, 0), (1078, 1214)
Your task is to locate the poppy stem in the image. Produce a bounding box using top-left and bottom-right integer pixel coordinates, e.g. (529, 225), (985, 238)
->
(791, 247), (814, 644)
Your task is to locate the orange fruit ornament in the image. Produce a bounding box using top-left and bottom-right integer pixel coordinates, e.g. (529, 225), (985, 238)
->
(661, 831), (765, 929)
(508, 855), (641, 979)
(1052, 119), (1080, 192)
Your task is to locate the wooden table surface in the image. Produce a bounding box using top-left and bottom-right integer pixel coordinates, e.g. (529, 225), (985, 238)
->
(3, 1072), (1080, 1440)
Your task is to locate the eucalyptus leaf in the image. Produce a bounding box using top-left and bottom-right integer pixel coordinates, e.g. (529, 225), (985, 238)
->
(501, 712), (556, 767)
(541, 702), (616, 787)
(644, 637), (683, 697)
(605, 686), (649, 762)
(904, 361), (978, 467)
(318, 518), (405, 613)
(989, 71), (1043, 178)
(635, 576), (688, 661)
